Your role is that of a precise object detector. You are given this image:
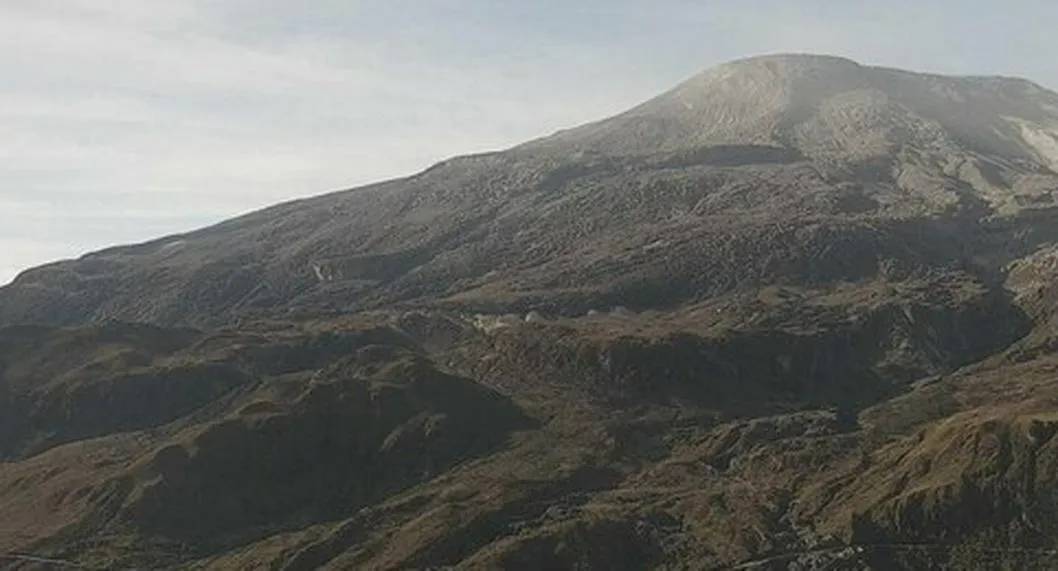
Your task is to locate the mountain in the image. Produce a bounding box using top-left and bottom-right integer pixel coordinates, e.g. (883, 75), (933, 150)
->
(5, 54), (1058, 328)
(4, 54), (1058, 569)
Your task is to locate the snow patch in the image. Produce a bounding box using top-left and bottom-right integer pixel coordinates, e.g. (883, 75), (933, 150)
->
(1008, 117), (1058, 169)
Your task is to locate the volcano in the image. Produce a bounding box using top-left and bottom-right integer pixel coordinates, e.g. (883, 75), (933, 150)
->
(3, 55), (1058, 569)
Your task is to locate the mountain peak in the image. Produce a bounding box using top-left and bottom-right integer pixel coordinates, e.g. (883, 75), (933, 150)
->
(7, 52), (1058, 570)
(5, 55), (1058, 327)
(708, 52), (864, 73)
(528, 54), (1058, 176)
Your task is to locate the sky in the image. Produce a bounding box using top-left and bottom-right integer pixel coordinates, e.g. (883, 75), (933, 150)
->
(3, 1), (1057, 284)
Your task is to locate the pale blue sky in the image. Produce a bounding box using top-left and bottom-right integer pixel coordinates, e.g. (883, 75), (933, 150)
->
(2, 1), (1056, 283)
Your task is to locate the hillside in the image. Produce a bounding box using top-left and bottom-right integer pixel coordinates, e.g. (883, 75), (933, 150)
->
(5, 55), (1058, 328)
(3, 54), (1058, 569)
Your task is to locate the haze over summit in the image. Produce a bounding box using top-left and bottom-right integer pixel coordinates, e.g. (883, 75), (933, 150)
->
(3, 1), (1058, 284)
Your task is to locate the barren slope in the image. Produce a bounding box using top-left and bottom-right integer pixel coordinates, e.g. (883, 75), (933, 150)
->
(4, 54), (1058, 328)
(4, 54), (1058, 570)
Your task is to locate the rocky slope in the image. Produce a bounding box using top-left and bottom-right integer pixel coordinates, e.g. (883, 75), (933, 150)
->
(3, 54), (1058, 569)
(5, 55), (1058, 328)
